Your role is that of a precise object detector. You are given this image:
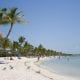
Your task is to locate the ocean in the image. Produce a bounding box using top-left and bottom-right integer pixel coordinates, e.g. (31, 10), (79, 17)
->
(40, 56), (80, 79)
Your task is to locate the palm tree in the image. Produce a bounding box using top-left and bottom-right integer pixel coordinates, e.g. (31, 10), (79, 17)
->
(0, 37), (12, 56)
(6, 8), (24, 38)
(37, 44), (43, 55)
(23, 41), (34, 56)
(18, 36), (25, 46)
(12, 41), (20, 51)
(18, 36), (25, 55)
(0, 7), (25, 56)
(0, 7), (25, 42)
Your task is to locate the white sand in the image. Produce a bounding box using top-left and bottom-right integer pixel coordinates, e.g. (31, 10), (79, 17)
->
(0, 57), (79, 80)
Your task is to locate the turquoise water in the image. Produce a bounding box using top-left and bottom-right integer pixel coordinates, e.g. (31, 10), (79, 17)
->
(41, 56), (80, 79)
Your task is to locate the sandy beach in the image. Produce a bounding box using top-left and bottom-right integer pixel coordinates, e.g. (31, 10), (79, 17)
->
(0, 57), (79, 80)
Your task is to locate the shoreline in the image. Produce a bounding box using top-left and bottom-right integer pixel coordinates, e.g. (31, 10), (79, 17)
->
(0, 57), (79, 80)
(34, 56), (79, 80)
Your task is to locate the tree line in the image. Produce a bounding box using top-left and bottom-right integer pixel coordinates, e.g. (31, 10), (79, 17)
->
(0, 36), (72, 57)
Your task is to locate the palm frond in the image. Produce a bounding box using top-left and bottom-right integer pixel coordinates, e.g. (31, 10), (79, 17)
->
(0, 8), (7, 19)
(16, 11), (22, 16)
(1, 8), (7, 12)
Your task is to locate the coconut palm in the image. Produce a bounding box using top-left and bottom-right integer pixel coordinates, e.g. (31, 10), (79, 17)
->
(18, 36), (25, 46)
(6, 8), (25, 38)
(0, 7), (25, 40)
(0, 7), (25, 56)
(13, 41), (20, 50)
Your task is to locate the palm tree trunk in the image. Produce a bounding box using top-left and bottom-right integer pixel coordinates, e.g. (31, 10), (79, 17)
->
(6, 23), (13, 38)
(4, 23), (13, 57)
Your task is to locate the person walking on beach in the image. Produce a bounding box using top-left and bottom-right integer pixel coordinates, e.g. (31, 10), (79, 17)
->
(37, 55), (40, 61)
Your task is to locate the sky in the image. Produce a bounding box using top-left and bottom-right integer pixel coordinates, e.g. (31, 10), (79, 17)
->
(0, 0), (80, 54)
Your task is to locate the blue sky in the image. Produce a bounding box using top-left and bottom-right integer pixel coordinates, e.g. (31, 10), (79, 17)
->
(0, 0), (80, 54)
